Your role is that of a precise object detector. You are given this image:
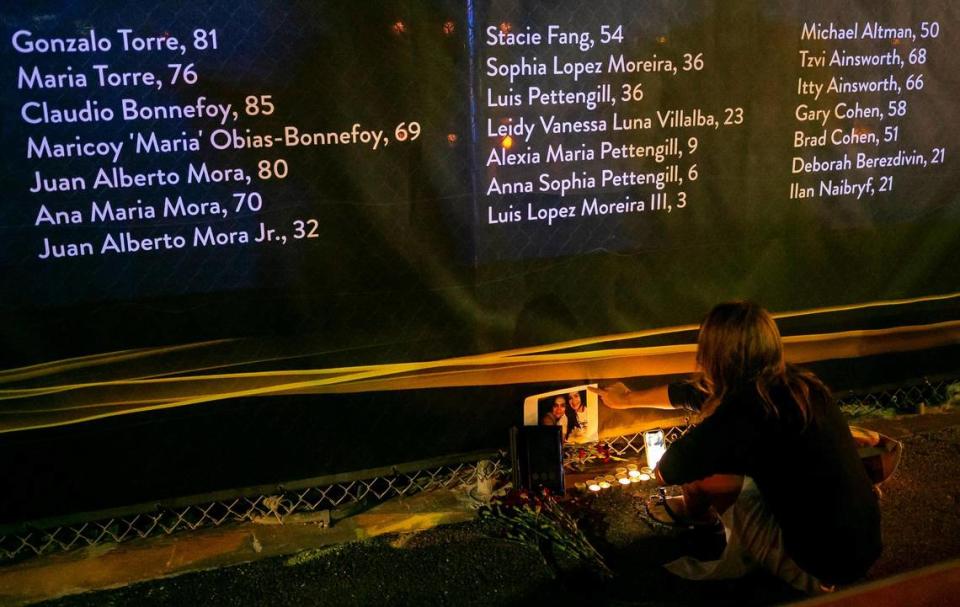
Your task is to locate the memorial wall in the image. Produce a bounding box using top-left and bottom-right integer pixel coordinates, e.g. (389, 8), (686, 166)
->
(1, 0), (958, 379)
(1, 0), (959, 522)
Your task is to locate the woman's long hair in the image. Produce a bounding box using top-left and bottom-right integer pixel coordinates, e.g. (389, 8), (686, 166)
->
(693, 301), (829, 425)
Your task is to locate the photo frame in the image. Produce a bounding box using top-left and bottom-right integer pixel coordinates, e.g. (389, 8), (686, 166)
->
(523, 384), (599, 444)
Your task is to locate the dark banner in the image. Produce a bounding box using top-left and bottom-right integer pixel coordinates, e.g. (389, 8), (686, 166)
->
(1, 0), (959, 369)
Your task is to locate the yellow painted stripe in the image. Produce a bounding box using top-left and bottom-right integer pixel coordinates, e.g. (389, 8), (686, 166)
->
(1, 319), (958, 434)
(0, 340), (234, 384)
(4, 290), (957, 388)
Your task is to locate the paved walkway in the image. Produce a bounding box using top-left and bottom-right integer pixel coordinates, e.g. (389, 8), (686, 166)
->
(1, 409), (958, 606)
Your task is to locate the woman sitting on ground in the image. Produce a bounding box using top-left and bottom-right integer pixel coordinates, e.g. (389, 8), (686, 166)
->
(594, 301), (881, 593)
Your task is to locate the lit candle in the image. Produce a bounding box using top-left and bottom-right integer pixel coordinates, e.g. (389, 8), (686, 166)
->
(638, 473), (651, 482)
(617, 473), (630, 485)
(598, 480), (611, 489)
(587, 479), (602, 492)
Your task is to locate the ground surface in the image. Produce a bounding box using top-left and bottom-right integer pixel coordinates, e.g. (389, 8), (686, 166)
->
(29, 414), (960, 607)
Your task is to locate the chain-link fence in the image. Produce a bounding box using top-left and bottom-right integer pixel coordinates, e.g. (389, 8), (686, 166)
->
(603, 424), (692, 458)
(0, 423), (698, 563)
(837, 378), (959, 419)
(1, 378), (956, 563)
(0, 457), (508, 563)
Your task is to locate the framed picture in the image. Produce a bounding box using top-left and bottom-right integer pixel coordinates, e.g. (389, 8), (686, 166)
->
(523, 384), (599, 444)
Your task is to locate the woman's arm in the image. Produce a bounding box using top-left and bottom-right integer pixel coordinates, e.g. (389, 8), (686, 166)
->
(589, 382), (675, 410)
(656, 410), (755, 485)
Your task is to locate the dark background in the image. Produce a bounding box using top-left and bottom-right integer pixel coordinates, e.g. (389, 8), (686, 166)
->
(0, 1), (958, 525)
(0, 0), (958, 368)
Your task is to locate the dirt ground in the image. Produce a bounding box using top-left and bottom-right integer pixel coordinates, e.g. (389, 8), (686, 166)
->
(31, 414), (960, 607)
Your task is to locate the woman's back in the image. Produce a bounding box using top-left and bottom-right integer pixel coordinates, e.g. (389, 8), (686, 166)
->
(657, 300), (882, 585)
(736, 384), (881, 584)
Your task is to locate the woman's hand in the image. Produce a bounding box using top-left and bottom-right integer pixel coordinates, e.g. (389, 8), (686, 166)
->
(588, 383), (675, 410)
(589, 382), (632, 409)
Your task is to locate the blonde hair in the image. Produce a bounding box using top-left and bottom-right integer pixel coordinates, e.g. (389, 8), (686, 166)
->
(693, 301), (828, 424)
